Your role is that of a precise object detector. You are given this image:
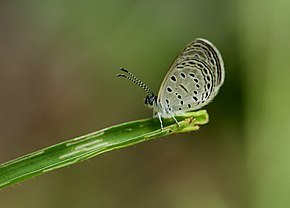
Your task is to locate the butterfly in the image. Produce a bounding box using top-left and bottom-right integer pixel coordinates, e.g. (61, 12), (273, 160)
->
(118, 38), (224, 129)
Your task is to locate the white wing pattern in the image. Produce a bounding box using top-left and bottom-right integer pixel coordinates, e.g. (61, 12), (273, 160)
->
(155, 38), (224, 117)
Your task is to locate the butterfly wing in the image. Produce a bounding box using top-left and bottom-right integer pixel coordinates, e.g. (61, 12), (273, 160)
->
(155, 38), (225, 117)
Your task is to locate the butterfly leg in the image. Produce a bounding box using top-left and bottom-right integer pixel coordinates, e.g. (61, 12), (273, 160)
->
(169, 113), (180, 127)
(157, 112), (164, 129)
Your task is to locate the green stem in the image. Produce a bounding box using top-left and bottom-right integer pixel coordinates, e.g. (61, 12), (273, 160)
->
(0, 110), (208, 190)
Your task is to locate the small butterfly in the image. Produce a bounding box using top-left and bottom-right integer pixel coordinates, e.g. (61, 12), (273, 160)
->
(118, 38), (225, 129)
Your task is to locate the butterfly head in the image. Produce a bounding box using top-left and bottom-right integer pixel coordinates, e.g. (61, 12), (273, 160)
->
(144, 94), (157, 108)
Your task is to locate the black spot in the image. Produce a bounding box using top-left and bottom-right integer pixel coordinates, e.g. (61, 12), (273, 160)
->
(206, 76), (211, 81)
(180, 84), (189, 93)
(169, 108), (172, 111)
(175, 92), (178, 95)
(194, 91), (198, 94)
(196, 84), (200, 88)
(203, 69), (208, 74)
(180, 101), (184, 105)
(188, 61), (195, 65)
(207, 83), (211, 89)
(205, 92), (209, 97)
(166, 99), (169, 103)
(202, 101), (205, 103)
(171, 76), (176, 82)
(178, 107), (182, 110)
(180, 72), (186, 78)
(192, 96), (198, 101)
(167, 87), (172, 92)
(188, 104), (191, 108)
(177, 65), (184, 69)
(197, 63), (203, 68)
(177, 95), (181, 99)
(210, 59), (215, 65)
(194, 78), (199, 83)
(189, 73), (195, 77)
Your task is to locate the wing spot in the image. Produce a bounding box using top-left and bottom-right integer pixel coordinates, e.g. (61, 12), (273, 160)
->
(180, 84), (189, 93)
(178, 107), (182, 110)
(206, 76), (211, 81)
(197, 63), (204, 68)
(167, 87), (172, 92)
(207, 83), (211, 89)
(196, 84), (200, 88)
(177, 95), (182, 99)
(194, 91), (198, 95)
(180, 72), (186, 78)
(171, 75), (176, 82)
(192, 96), (198, 102)
(180, 101), (184, 105)
(194, 78), (199, 83)
(166, 99), (169, 104)
(189, 73), (195, 77)
(188, 104), (191, 108)
(208, 51), (213, 58)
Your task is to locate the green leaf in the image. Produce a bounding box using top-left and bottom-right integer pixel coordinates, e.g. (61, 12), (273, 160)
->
(0, 110), (208, 190)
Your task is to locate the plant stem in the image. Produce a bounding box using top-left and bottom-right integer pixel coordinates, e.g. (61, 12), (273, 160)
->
(0, 110), (208, 190)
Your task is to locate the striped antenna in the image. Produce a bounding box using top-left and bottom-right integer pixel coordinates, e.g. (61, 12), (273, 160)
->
(117, 68), (154, 96)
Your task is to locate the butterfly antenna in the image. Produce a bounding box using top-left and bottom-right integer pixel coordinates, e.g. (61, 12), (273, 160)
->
(117, 68), (154, 96)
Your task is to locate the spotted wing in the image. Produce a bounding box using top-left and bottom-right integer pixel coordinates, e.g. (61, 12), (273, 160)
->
(156, 38), (225, 116)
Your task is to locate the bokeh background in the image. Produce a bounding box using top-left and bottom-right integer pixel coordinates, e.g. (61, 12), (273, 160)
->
(1, 0), (290, 207)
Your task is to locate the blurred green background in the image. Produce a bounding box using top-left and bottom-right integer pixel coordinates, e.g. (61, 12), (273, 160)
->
(1, 0), (290, 207)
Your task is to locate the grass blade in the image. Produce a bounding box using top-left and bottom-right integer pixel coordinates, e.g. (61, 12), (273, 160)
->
(0, 110), (208, 190)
